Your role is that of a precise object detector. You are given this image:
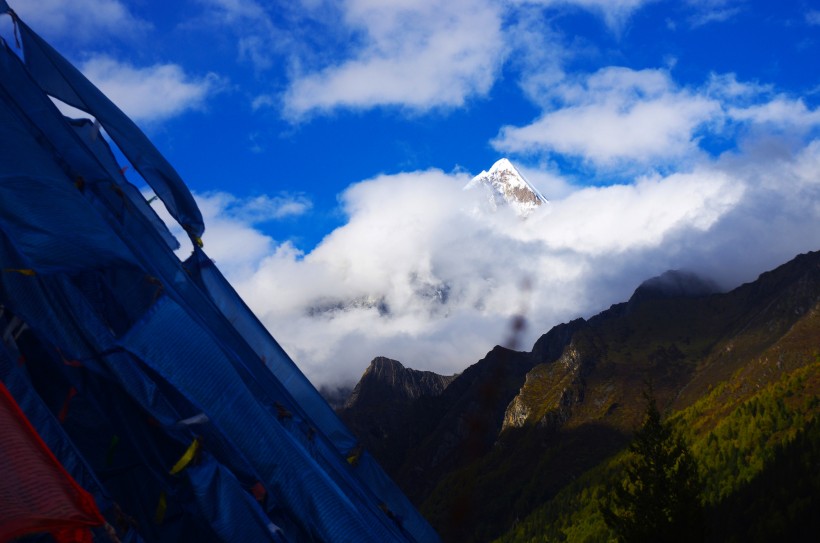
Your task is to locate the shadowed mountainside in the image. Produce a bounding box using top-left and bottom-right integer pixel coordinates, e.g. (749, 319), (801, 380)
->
(340, 250), (820, 541)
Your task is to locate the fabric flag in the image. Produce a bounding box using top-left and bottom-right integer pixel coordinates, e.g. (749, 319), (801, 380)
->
(9, 10), (205, 241)
(0, 380), (104, 542)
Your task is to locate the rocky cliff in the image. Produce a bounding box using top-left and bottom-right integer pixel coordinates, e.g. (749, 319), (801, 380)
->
(344, 357), (456, 409)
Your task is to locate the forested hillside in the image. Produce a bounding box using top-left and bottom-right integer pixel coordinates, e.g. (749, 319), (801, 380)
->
(499, 357), (820, 542)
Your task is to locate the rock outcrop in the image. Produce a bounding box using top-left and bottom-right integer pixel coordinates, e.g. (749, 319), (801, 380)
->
(344, 357), (456, 410)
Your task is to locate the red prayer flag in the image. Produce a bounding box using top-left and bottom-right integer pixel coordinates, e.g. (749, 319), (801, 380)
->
(0, 381), (104, 542)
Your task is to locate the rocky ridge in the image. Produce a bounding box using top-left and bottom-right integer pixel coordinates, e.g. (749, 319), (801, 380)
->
(344, 357), (456, 409)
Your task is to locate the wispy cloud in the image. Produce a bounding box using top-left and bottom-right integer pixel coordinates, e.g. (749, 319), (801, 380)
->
(11, 0), (151, 42)
(705, 72), (772, 100)
(251, 94), (277, 111)
(282, 0), (506, 119)
(503, 5), (568, 104)
(807, 10), (820, 26)
(79, 56), (223, 123)
(209, 191), (313, 222)
(727, 97), (820, 129)
(196, 0), (283, 70)
(514, 0), (657, 32)
(685, 0), (746, 27)
(709, 73), (820, 132)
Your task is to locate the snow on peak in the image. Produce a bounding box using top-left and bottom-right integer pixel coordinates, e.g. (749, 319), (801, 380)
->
(489, 157), (515, 173)
(465, 158), (548, 216)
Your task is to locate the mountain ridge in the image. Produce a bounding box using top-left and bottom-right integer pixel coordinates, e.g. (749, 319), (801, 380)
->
(344, 356), (457, 409)
(339, 250), (820, 542)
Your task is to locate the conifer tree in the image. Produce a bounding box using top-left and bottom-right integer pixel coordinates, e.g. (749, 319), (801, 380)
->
(601, 388), (703, 542)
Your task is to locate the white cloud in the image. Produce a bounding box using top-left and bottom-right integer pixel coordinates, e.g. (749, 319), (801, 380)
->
(197, 0), (282, 70)
(251, 94), (276, 111)
(201, 0), (271, 22)
(709, 72), (820, 131)
(191, 191), (312, 226)
(517, 164), (578, 200)
(502, 5), (568, 105)
(493, 67), (721, 167)
(685, 0), (745, 27)
(193, 194), (279, 281)
(188, 134), (820, 388)
(807, 10), (820, 26)
(705, 72), (772, 101)
(152, 191), (310, 281)
(520, 170), (743, 254)
(11, 0), (150, 42)
(79, 56), (222, 123)
(728, 97), (820, 130)
(195, 0), (655, 120)
(493, 68), (820, 170)
(514, 0), (656, 31)
(282, 0), (506, 118)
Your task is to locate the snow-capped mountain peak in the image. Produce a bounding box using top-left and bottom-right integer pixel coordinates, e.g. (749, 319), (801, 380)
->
(465, 158), (548, 216)
(488, 157), (518, 176)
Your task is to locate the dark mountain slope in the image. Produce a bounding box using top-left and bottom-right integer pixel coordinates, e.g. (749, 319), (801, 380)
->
(341, 250), (820, 542)
(500, 303), (820, 542)
(394, 346), (536, 501)
(337, 358), (456, 473)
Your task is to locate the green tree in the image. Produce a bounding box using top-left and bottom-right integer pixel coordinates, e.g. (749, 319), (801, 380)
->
(601, 389), (703, 542)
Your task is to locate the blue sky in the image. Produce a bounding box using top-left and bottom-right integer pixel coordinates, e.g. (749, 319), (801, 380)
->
(5, 0), (820, 386)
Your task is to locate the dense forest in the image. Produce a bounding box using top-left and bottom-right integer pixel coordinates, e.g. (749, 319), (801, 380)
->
(497, 357), (820, 542)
